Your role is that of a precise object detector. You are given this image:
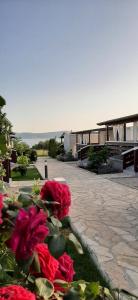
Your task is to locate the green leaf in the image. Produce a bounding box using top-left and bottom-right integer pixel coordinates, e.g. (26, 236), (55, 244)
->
(104, 287), (114, 300)
(19, 186), (32, 194)
(33, 252), (41, 273)
(47, 222), (59, 236)
(48, 234), (66, 258)
(68, 233), (83, 254)
(63, 288), (80, 300)
(18, 255), (34, 273)
(78, 282), (86, 293)
(18, 193), (32, 207)
(54, 279), (69, 288)
(88, 282), (100, 299)
(35, 277), (54, 299)
(50, 216), (62, 228)
(33, 199), (47, 210)
(7, 210), (18, 218)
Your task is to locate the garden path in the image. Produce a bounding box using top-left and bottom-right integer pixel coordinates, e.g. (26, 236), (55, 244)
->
(35, 157), (138, 294)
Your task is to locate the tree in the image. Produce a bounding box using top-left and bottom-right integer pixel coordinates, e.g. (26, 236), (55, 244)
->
(0, 96), (12, 154)
(0, 95), (6, 108)
(48, 139), (59, 158)
(13, 138), (30, 155)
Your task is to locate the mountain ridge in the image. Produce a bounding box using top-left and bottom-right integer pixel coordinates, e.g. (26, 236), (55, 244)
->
(15, 131), (64, 140)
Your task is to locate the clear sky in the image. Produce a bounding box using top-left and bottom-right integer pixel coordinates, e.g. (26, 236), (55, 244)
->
(0, 0), (138, 132)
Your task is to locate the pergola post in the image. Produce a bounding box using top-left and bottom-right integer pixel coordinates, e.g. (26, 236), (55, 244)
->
(134, 148), (138, 172)
(124, 123), (126, 141)
(133, 121), (138, 142)
(106, 126), (109, 141)
(88, 132), (91, 144)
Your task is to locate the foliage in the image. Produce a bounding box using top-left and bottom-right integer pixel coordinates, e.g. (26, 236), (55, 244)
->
(48, 139), (60, 158)
(29, 149), (37, 162)
(32, 140), (49, 150)
(0, 95), (6, 107)
(17, 155), (29, 166)
(0, 158), (6, 178)
(16, 155), (29, 176)
(13, 138), (30, 156)
(57, 150), (76, 162)
(0, 96), (13, 157)
(0, 135), (7, 155)
(88, 146), (109, 172)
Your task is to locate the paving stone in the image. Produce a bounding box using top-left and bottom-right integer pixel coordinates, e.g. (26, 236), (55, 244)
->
(126, 270), (138, 287)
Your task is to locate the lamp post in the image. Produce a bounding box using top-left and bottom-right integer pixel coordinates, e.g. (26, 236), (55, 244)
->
(45, 160), (48, 179)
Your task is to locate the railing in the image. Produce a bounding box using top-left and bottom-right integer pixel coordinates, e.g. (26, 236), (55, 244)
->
(106, 141), (138, 156)
(121, 147), (138, 172)
(78, 144), (104, 160)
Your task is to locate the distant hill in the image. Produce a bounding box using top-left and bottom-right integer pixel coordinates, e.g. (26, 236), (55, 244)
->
(15, 131), (65, 147)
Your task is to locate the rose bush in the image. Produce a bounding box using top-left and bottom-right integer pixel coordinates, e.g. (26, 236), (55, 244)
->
(56, 252), (75, 282)
(34, 243), (59, 281)
(40, 180), (71, 220)
(0, 180), (114, 300)
(7, 206), (49, 260)
(0, 285), (36, 300)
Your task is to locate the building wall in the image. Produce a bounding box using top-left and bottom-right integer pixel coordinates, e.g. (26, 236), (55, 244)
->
(112, 125), (138, 141)
(64, 132), (76, 156)
(99, 129), (113, 143)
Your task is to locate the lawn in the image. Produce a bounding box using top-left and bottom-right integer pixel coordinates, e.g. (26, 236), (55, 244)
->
(36, 149), (48, 157)
(11, 166), (42, 181)
(61, 223), (110, 288)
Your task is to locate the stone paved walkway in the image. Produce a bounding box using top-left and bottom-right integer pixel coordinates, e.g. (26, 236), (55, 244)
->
(35, 158), (138, 294)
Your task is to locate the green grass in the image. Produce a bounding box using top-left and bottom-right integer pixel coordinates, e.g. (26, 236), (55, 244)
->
(36, 149), (48, 157)
(66, 241), (109, 287)
(61, 221), (110, 288)
(11, 167), (42, 181)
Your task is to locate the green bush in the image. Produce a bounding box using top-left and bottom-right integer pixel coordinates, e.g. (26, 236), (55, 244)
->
(48, 139), (59, 158)
(17, 155), (29, 176)
(13, 138), (30, 156)
(88, 146), (109, 171)
(29, 149), (37, 162)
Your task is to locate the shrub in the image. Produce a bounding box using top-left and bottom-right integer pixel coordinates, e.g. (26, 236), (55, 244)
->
(88, 146), (109, 172)
(48, 139), (59, 158)
(17, 155), (29, 176)
(29, 149), (37, 162)
(13, 138), (30, 156)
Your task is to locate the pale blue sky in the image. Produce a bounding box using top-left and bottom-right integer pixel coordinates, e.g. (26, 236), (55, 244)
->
(0, 0), (138, 132)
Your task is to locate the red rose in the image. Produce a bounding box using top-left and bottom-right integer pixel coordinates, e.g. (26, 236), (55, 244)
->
(56, 253), (75, 282)
(7, 206), (49, 260)
(0, 285), (36, 300)
(40, 181), (71, 220)
(0, 194), (3, 225)
(35, 243), (59, 281)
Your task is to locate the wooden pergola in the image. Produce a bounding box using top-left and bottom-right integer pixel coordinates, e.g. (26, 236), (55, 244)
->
(97, 114), (138, 142)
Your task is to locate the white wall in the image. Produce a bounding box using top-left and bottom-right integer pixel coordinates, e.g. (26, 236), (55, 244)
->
(64, 132), (76, 156)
